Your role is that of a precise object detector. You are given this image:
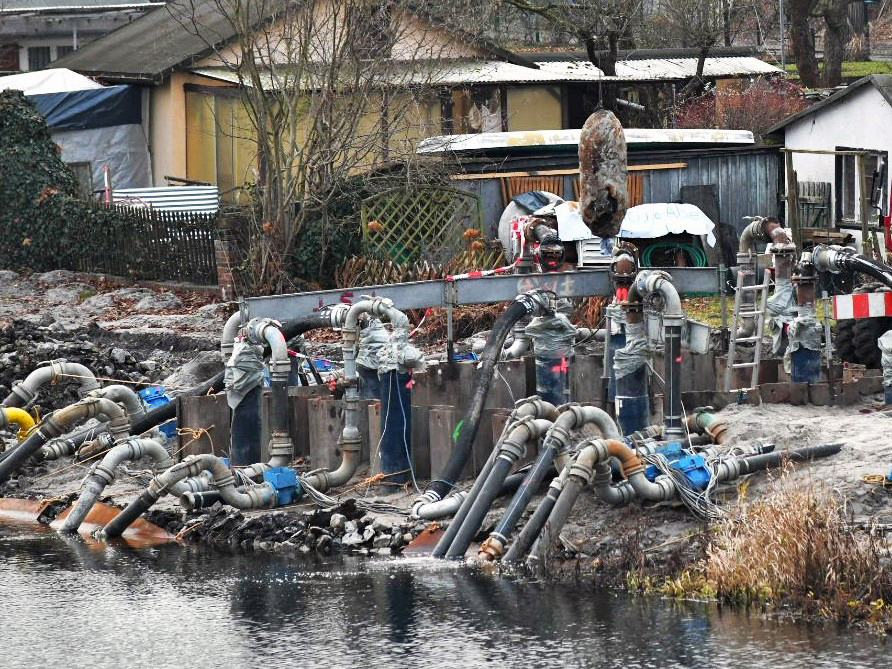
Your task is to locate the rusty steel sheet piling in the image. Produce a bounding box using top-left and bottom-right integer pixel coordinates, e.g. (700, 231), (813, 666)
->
(578, 110), (628, 238)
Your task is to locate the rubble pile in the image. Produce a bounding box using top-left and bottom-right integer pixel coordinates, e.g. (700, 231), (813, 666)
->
(179, 502), (426, 556)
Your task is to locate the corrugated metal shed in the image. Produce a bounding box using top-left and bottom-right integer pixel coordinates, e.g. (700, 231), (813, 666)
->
(448, 147), (779, 238)
(113, 186), (219, 213)
(537, 57), (781, 81)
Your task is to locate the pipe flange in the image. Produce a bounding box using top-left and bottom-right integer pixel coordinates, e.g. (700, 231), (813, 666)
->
(477, 535), (505, 562)
(568, 461), (595, 484)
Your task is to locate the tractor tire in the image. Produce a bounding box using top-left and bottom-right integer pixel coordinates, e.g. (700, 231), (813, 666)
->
(852, 317), (892, 369)
(836, 319), (857, 364)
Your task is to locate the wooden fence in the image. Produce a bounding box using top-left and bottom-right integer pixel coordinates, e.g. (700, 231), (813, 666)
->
(78, 204), (219, 285)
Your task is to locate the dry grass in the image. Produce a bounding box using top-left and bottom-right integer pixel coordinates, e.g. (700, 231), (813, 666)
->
(641, 470), (892, 630)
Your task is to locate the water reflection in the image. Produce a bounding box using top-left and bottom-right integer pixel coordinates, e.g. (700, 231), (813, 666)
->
(0, 522), (888, 669)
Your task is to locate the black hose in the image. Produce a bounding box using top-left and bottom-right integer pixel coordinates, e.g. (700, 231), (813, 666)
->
(848, 255), (892, 291)
(737, 442), (843, 475)
(0, 426), (54, 483)
(102, 489), (156, 538)
(444, 457), (514, 559)
(425, 298), (541, 501)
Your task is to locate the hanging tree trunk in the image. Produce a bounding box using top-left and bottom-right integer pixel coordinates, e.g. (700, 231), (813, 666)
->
(788, 0), (820, 88)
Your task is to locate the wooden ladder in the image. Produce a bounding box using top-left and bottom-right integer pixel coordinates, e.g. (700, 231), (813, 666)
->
(723, 273), (771, 391)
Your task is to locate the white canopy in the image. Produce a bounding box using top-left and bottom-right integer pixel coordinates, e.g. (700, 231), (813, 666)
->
(0, 68), (102, 95)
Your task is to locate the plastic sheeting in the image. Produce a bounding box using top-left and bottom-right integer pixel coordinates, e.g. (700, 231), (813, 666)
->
(356, 319), (390, 371)
(224, 341), (265, 409)
(765, 279), (796, 355)
(783, 309), (823, 374)
(619, 203), (717, 247)
(53, 123), (152, 190)
(614, 321), (649, 379)
(526, 313), (577, 357)
(29, 86), (142, 131)
(605, 302), (626, 335)
(879, 330), (892, 387)
(377, 327), (426, 374)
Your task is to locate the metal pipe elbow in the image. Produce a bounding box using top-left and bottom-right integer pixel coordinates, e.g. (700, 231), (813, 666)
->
(88, 385), (145, 422)
(685, 409), (728, 445)
(628, 471), (674, 501)
(246, 317), (290, 379)
(738, 219), (763, 254)
(221, 312), (241, 362)
(0, 407), (35, 440)
(411, 492), (467, 520)
(605, 439), (645, 477)
(633, 270), (683, 320)
(591, 462), (634, 506)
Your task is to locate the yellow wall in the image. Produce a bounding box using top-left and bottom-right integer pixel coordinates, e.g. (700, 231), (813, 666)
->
(150, 72), (233, 185)
(506, 86), (562, 131)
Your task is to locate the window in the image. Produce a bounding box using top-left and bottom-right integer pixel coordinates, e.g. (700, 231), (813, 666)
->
(835, 147), (888, 223)
(440, 86), (505, 135)
(27, 46), (52, 71)
(55, 45), (75, 60)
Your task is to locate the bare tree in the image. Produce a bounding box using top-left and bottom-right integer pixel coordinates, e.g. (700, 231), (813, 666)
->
(170, 0), (469, 291)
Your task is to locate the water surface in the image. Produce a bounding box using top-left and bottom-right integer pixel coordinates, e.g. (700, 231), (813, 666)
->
(0, 521), (887, 668)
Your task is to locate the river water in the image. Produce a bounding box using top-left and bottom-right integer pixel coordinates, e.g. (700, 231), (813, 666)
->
(0, 521), (887, 669)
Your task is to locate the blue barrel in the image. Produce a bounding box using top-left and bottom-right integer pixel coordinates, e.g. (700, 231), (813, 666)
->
(358, 365), (382, 399)
(790, 347), (821, 383)
(615, 365), (648, 434)
(535, 356), (568, 406)
(230, 385), (262, 465)
(378, 370), (412, 483)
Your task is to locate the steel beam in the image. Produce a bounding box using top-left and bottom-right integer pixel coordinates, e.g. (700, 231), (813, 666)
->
(243, 268), (720, 321)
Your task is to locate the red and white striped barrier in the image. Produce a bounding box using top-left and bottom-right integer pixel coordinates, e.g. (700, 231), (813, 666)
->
(833, 292), (892, 320)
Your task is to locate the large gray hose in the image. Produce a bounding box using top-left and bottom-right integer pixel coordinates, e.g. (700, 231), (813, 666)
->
(88, 385), (146, 422)
(100, 453), (278, 539)
(60, 437), (176, 533)
(3, 361), (101, 408)
(302, 298), (414, 492)
(0, 397), (129, 483)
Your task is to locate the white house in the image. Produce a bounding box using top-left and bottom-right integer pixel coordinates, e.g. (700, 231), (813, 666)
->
(768, 74), (892, 232)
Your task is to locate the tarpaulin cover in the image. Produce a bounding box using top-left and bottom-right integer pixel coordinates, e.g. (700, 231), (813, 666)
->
(879, 330), (892, 387)
(29, 85), (142, 131)
(605, 302), (627, 334)
(377, 326), (426, 374)
(54, 124), (152, 190)
(783, 309), (823, 373)
(765, 279), (796, 355)
(620, 203), (717, 247)
(356, 319), (390, 371)
(224, 341), (265, 409)
(526, 313), (577, 357)
(614, 321), (649, 379)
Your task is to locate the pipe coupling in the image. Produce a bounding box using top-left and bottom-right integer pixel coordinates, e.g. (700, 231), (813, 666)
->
(717, 458), (741, 482)
(268, 433), (293, 459)
(515, 290), (553, 316)
(106, 414), (130, 438)
(90, 463), (118, 486)
(8, 381), (34, 406)
(477, 534), (505, 562)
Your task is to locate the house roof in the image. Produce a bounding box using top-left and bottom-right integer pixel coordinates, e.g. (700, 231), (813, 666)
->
(52, 0), (535, 82)
(192, 59), (606, 89)
(0, 0), (160, 12)
(766, 74), (892, 134)
(417, 128), (755, 154)
(537, 56), (780, 81)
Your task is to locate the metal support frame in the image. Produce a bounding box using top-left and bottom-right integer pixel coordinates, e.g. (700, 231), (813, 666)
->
(242, 268), (721, 323)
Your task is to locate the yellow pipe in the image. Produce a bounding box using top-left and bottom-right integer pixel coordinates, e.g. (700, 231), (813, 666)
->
(1, 407), (36, 441)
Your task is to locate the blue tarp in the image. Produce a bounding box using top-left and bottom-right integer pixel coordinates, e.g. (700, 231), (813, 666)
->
(28, 85), (141, 131)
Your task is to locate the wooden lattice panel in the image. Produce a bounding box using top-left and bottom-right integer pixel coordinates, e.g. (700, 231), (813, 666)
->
(361, 187), (482, 265)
